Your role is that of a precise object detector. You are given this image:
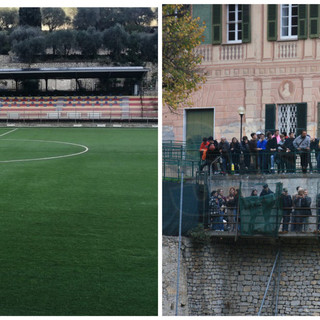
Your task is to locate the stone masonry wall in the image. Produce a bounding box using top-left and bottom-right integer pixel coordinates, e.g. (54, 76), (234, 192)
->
(163, 235), (320, 316)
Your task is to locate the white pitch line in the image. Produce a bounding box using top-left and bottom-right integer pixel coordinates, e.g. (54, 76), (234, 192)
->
(0, 128), (18, 137)
(0, 138), (89, 163)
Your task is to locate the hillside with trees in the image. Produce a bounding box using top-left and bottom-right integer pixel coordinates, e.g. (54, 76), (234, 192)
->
(0, 7), (158, 65)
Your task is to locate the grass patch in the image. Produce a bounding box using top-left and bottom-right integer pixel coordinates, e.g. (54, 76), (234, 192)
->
(0, 127), (157, 316)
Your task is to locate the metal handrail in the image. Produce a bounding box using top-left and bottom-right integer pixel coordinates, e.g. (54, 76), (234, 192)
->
(258, 250), (281, 316)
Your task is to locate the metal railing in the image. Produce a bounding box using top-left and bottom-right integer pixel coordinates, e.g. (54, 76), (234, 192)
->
(206, 206), (320, 237)
(163, 141), (320, 179)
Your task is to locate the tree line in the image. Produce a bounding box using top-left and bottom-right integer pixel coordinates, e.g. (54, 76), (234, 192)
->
(0, 8), (157, 64)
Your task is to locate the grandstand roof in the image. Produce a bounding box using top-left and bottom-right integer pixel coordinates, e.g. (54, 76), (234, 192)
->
(0, 67), (149, 80)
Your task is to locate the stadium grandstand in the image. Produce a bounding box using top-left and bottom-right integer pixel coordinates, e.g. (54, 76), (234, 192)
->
(0, 67), (158, 124)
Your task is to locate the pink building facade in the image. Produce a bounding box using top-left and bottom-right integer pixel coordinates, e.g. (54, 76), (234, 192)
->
(163, 4), (320, 145)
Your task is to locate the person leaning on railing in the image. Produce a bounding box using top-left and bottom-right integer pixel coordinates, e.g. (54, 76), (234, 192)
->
(200, 139), (219, 174)
(293, 130), (311, 174)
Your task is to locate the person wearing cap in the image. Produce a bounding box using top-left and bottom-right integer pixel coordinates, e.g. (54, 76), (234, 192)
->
(256, 131), (262, 140)
(260, 184), (274, 197)
(279, 188), (292, 233)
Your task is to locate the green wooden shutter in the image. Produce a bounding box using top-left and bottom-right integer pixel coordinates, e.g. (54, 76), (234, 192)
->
(267, 5), (278, 41)
(298, 4), (308, 39)
(309, 4), (319, 38)
(242, 5), (251, 43)
(212, 5), (222, 45)
(192, 5), (212, 44)
(265, 104), (276, 133)
(296, 103), (307, 136)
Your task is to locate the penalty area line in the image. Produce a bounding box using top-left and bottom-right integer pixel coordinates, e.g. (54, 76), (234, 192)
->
(0, 128), (18, 137)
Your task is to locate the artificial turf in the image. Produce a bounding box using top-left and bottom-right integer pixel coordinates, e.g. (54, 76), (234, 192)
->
(0, 127), (157, 316)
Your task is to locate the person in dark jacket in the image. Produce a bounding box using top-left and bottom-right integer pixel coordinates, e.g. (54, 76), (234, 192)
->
(200, 141), (219, 174)
(302, 189), (312, 232)
(284, 132), (296, 173)
(218, 137), (230, 174)
(293, 189), (306, 232)
(249, 133), (259, 173)
(260, 184), (274, 197)
(209, 190), (220, 230)
(276, 134), (287, 173)
(266, 131), (278, 173)
(311, 137), (320, 173)
(240, 136), (251, 172)
(279, 188), (292, 233)
(230, 137), (241, 173)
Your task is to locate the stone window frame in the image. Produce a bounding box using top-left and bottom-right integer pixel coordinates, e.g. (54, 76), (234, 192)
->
(227, 4), (243, 44)
(280, 4), (298, 40)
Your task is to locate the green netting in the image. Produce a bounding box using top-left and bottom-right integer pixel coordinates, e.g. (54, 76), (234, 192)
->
(162, 181), (208, 236)
(240, 182), (283, 236)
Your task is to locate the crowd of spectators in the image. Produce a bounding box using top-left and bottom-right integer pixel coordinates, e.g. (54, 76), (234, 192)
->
(208, 184), (320, 234)
(200, 130), (320, 175)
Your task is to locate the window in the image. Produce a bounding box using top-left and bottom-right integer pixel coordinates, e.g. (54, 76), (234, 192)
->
(227, 4), (242, 43)
(280, 4), (298, 39)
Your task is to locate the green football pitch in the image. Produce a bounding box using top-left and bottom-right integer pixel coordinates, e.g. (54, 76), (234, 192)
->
(0, 127), (157, 316)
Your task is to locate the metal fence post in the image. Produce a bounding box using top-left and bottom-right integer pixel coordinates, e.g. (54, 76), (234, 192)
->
(175, 167), (184, 316)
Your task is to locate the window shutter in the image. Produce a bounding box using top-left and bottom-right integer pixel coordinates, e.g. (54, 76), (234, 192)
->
(212, 5), (222, 45)
(267, 5), (278, 41)
(296, 103), (307, 136)
(192, 5), (213, 44)
(242, 5), (251, 43)
(309, 4), (319, 38)
(265, 104), (276, 133)
(298, 4), (308, 39)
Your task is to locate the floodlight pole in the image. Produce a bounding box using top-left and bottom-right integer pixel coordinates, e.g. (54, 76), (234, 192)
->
(175, 166), (184, 316)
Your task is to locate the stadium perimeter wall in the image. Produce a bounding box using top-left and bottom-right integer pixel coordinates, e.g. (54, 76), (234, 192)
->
(163, 235), (320, 316)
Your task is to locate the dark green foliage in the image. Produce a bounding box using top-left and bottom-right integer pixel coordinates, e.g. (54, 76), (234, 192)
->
(46, 29), (76, 56)
(102, 24), (128, 61)
(73, 8), (101, 30)
(41, 8), (70, 32)
(73, 8), (156, 33)
(0, 8), (18, 30)
(75, 27), (102, 57)
(10, 27), (45, 62)
(188, 224), (211, 244)
(127, 31), (158, 64)
(0, 127), (157, 316)
(19, 7), (41, 27)
(0, 31), (11, 54)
